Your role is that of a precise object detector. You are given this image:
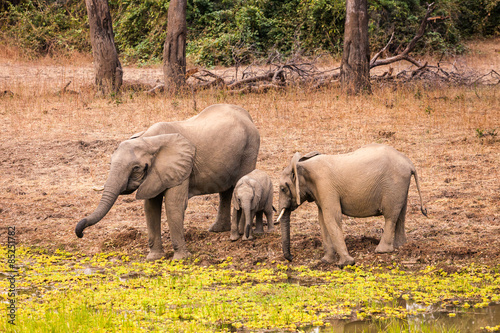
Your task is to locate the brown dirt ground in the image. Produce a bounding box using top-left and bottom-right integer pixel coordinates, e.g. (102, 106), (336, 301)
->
(0, 39), (499, 271)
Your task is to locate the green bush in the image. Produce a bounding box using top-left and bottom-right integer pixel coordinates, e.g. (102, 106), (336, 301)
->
(455, 0), (500, 36)
(110, 0), (169, 64)
(0, 0), (498, 64)
(0, 0), (90, 58)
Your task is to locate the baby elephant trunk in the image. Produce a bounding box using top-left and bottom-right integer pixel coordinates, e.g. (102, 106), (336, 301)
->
(242, 200), (253, 239)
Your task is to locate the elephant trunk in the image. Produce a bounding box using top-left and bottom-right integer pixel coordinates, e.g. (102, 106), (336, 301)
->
(75, 167), (126, 238)
(279, 209), (292, 261)
(242, 200), (252, 239)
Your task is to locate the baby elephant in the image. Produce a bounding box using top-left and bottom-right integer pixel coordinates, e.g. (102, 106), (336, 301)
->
(231, 169), (275, 241)
(277, 144), (427, 268)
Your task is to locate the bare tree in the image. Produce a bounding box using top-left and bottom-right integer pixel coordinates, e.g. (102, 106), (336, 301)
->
(340, 0), (371, 94)
(163, 0), (187, 94)
(85, 0), (122, 94)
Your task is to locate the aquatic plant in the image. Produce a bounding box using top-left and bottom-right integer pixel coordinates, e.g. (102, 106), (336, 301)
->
(0, 247), (499, 332)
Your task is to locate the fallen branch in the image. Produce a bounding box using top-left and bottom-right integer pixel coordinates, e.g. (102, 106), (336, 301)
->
(227, 71), (277, 89)
(370, 32), (394, 65)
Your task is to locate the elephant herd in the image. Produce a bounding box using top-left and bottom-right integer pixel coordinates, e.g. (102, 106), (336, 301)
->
(76, 104), (426, 268)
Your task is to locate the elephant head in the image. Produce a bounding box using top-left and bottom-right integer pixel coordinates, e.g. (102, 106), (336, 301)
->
(75, 133), (195, 238)
(233, 179), (262, 239)
(277, 151), (321, 261)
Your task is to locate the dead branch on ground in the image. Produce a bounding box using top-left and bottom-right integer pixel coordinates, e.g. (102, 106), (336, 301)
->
(144, 3), (495, 95)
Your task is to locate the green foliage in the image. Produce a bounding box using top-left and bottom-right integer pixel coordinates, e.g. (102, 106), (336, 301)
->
(187, 0), (346, 66)
(0, 0), (90, 58)
(110, 0), (170, 64)
(455, 0), (500, 36)
(0, 0), (499, 64)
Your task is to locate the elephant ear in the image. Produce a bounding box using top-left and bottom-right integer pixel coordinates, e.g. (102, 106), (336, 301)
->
(290, 152), (319, 205)
(249, 179), (262, 210)
(299, 151), (321, 162)
(136, 134), (195, 200)
(232, 184), (241, 210)
(233, 195), (240, 211)
(129, 130), (145, 140)
(290, 152), (302, 206)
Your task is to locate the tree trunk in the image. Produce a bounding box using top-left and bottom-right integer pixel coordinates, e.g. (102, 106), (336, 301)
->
(163, 0), (187, 94)
(85, 0), (122, 94)
(340, 0), (371, 95)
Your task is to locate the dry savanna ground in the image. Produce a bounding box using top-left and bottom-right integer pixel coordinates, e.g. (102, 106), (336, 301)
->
(0, 39), (499, 271)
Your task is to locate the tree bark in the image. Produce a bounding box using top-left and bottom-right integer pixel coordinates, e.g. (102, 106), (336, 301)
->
(85, 0), (122, 94)
(340, 0), (371, 94)
(163, 0), (187, 94)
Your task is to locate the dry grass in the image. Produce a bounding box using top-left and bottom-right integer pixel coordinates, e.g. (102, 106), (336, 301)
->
(0, 39), (499, 268)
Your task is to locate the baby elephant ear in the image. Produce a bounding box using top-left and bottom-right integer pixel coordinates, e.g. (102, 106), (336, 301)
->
(233, 195), (240, 211)
(232, 182), (241, 210)
(249, 179), (262, 210)
(136, 134), (195, 200)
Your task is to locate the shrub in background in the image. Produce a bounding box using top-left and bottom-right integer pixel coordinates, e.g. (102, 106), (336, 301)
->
(0, 0), (90, 58)
(1, 0), (498, 65)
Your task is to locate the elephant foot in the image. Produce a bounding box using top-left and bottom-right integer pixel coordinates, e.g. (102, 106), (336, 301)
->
(146, 251), (166, 261)
(337, 256), (355, 269)
(321, 253), (336, 264)
(241, 235), (254, 241)
(208, 221), (231, 233)
(267, 225), (275, 232)
(254, 228), (264, 234)
(394, 236), (407, 248)
(375, 242), (394, 253)
(172, 250), (192, 260)
(230, 233), (240, 241)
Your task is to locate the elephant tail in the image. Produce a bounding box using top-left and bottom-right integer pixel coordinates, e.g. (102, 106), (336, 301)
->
(412, 169), (427, 217)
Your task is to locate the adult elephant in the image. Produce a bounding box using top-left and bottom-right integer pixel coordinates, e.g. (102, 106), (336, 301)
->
(75, 104), (260, 260)
(277, 144), (426, 268)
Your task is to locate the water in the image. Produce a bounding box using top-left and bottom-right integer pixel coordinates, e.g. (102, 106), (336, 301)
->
(304, 303), (500, 332)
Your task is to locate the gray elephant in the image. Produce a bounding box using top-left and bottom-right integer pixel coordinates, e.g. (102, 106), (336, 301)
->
(230, 169), (274, 241)
(277, 144), (427, 268)
(75, 104), (260, 260)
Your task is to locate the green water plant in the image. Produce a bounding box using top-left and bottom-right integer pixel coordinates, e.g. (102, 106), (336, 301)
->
(0, 247), (499, 332)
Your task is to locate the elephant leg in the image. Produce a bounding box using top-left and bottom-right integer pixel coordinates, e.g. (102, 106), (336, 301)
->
(394, 202), (408, 248)
(321, 203), (355, 268)
(164, 179), (191, 260)
(145, 193), (165, 261)
(265, 206), (275, 232)
(376, 209), (400, 253)
(254, 211), (264, 234)
(230, 208), (241, 241)
(209, 187), (233, 232)
(318, 207), (336, 263)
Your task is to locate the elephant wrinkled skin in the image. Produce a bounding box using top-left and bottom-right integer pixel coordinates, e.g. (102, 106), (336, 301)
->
(75, 104), (260, 261)
(230, 169), (274, 241)
(277, 144), (427, 268)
